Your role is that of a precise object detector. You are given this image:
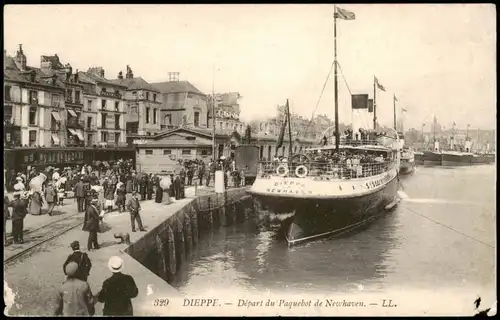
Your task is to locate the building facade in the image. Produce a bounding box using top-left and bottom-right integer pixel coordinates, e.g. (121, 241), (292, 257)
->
(4, 45), (66, 148)
(110, 65), (163, 136)
(152, 73), (209, 130)
(78, 67), (127, 147)
(207, 92), (246, 135)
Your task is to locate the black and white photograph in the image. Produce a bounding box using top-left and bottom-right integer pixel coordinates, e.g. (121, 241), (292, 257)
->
(3, 4), (496, 317)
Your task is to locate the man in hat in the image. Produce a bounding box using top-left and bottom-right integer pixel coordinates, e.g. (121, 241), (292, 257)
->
(44, 181), (58, 216)
(63, 241), (92, 281)
(97, 256), (138, 316)
(54, 262), (95, 316)
(74, 177), (86, 213)
(8, 192), (28, 244)
(83, 196), (100, 251)
(126, 191), (145, 232)
(13, 177), (25, 193)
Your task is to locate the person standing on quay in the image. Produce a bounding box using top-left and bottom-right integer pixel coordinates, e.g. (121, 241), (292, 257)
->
(74, 177), (86, 213)
(44, 181), (58, 216)
(8, 192), (28, 244)
(54, 262), (95, 316)
(103, 177), (116, 213)
(115, 180), (126, 213)
(146, 174), (154, 200)
(4, 192), (11, 244)
(83, 197), (100, 251)
(97, 256), (139, 316)
(63, 241), (92, 282)
(126, 191), (145, 232)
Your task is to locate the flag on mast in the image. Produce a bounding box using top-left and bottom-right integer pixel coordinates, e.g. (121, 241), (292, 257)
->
(394, 95), (398, 102)
(401, 107), (407, 112)
(374, 76), (386, 91)
(335, 6), (356, 20)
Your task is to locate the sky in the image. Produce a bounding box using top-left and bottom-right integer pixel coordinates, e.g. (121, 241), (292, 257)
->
(4, 4), (496, 131)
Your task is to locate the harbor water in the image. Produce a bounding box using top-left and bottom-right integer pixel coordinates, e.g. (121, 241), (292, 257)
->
(170, 166), (495, 304)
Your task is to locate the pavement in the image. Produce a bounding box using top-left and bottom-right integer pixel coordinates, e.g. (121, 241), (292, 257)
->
(3, 184), (223, 316)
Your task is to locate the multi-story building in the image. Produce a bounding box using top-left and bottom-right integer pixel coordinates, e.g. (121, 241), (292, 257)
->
(151, 72), (209, 130)
(110, 65), (163, 136)
(78, 67), (127, 147)
(4, 45), (66, 148)
(40, 54), (85, 147)
(207, 92), (246, 135)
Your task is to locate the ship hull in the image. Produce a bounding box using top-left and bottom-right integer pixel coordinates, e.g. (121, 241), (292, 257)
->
(414, 152), (424, 165)
(399, 156), (415, 174)
(441, 152), (473, 166)
(250, 175), (399, 245)
(471, 155), (495, 165)
(423, 151), (442, 166)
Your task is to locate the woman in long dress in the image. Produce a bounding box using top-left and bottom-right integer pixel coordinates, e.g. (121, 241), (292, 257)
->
(154, 176), (163, 203)
(115, 181), (126, 213)
(28, 173), (46, 215)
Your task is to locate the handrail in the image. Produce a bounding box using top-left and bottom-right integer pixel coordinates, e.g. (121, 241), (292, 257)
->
(258, 159), (394, 180)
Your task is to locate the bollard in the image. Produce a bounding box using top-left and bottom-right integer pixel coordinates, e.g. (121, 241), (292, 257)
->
(155, 234), (168, 280)
(175, 218), (185, 269)
(166, 224), (176, 281)
(183, 213), (193, 253)
(191, 208), (199, 245)
(206, 197), (213, 229)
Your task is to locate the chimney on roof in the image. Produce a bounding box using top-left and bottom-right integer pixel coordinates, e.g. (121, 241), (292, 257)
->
(15, 44), (27, 71)
(168, 72), (179, 82)
(126, 65), (134, 79)
(118, 71), (123, 80)
(100, 68), (105, 78)
(74, 69), (79, 83)
(29, 70), (36, 82)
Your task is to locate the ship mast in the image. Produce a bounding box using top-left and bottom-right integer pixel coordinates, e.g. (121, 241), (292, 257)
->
(333, 5), (340, 151)
(393, 94), (397, 130)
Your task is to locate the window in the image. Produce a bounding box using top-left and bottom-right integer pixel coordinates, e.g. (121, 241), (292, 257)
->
(101, 113), (107, 128)
(163, 150), (172, 155)
(153, 109), (157, 124)
(4, 85), (12, 101)
(87, 117), (92, 129)
(146, 92), (150, 100)
(165, 114), (171, 125)
(114, 101), (119, 111)
(115, 114), (121, 129)
(132, 91), (137, 96)
(30, 91), (38, 104)
(145, 107), (150, 124)
(75, 91), (81, 103)
(29, 130), (37, 145)
(87, 100), (92, 111)
(65, 89), (72, 102)
(219, 122), (223, 130)
(146, 132), (151, 136)
(87, 134), (93, 145)
(115, 132), (120, 144)
(145, 150), (153, 155)
(102, 88), (107, 92)
(201, 149), (208, 156)
(153, 93), (157, 102)
(194, 112), (200, 127)
(182, 149), (191, 155)
(29, 107), (37, 125)
(101, 132), (108, 142)
(225, 122), (229, 129)
(4, 105), (13, 122)
(101, 99), (106, 110)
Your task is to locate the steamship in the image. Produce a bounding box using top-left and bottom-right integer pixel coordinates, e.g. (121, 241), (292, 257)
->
(398, 133), (415, 174)
(248, 6), (400, 245)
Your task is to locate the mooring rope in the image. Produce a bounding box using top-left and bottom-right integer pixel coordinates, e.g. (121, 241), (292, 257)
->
(401, 206), (495, 249)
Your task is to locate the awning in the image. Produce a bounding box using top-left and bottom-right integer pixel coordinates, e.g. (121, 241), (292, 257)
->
(51, 134), (60, 145)
(67, 109), (77, 117)
(51, 112), (61, 121)
(68, 128), (77, 135)
(75, 129), (84, 141)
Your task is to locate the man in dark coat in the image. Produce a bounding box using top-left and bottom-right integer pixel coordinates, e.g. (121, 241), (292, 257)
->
(74, 177), (86, 212)
(126, 191), (145, 232)
(83, 197), (100, 251)
(140, 175), (148, 201)
(63, 241), (92, 281)
(97, 256), (139, 316)
(146, 174), (154, 200)
(186, 166), (194, 186)
(8, 193), (28, 244)
(198, 163), (205, 186)
(174, 175), (181, 200)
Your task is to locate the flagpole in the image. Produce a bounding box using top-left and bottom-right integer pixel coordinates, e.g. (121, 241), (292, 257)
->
(393, 94), (397, 130)
(286, 100), (293, 160)
(334, 4), (340, 151)
(212, 64), (216, 161)
(373, 76), (377, 131)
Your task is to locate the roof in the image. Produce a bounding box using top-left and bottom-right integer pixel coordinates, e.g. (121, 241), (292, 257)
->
(4, 56), (18, 70)
(40, 55), (65, 69)
(109, 77), (158, 92)
(4, 60), (64, 89)
(78, 71), (128, 88)
(150, 81), (206, 96)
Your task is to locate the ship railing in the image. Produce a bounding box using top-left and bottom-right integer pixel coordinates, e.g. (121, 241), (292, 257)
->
(257, 160), (394, 180)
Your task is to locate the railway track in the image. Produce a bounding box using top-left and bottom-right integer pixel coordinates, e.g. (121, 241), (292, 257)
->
(4, 213), (85, 266)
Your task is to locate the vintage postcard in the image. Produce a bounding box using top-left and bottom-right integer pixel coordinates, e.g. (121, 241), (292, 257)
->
(3, 4), (496, 317)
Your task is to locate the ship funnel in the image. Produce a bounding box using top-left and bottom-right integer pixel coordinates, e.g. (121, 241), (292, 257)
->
(434, 141), (440, 151)
(464, 140), (472, 153)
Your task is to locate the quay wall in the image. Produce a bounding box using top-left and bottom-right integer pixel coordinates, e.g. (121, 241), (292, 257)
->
(125, 187), (256, 283)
